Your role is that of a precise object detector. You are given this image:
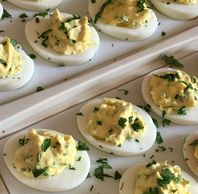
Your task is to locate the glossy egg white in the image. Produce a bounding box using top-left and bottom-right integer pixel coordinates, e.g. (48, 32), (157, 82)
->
(150, 0), (198, 20)
(77, 98), (157, 156)
(119, 163), (198, 194)
(3, 129), (90, 192)
(142, 68), (198, 125)
(25, 13), (100, 65)
(183, 131), (198, 177)
(0, 3), (3, 18)
(0, 36), (34, 91)
(88, 0), (158, 40)
(7, 0), (63, 11)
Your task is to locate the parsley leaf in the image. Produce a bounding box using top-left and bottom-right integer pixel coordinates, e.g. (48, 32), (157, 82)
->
(161, 54), (184, 68)
(156, 131), (163, 144)
(114, 170), (122, 180)
(19, 136), (29, 145)
(177, 106), (186, 115)
(32, 167), (48, 177)
(76, 141), (89, 151)
(41, 138), (51, 152)
(189, 139), (198, 146)
(118, 117), (127, 128)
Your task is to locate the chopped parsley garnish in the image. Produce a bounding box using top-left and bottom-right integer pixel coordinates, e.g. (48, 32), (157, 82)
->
(136, 0), (146, 12)
(118, 117), (127, 128)
(19, 13), (28, 21)
(91, 0), (96, 3)
(76, 141), (89, 151)
(10, 39), (18, 48)
(152, 117), (159, 128)
(117, 89), (129, 95)
(37, 152), (42, 162)
(36, 86), (44, 92)
(93, 107), (99, 112)
(162, 111), (171, 127)
(94, 158), (112, 181)
(114, 170), (122, 180)
(131, 122), (143, 132)
(19, 136), (29, 145)
(29, 53), (37, 59)
(97, 120), (102, 125)
(34, 11), (48, 18)
(156, 131), (163, 144)
(32, 167), (48, 177)
(161, 54), (184, 68)
(0, 59), (7, 67)
(161, 31), (166, 37)
(76, 112), (83, 116)
(94, 0), (115, 23)
(143, 187), (160, 194)
(41, 138), (51, 152)
(158, 72), (180, 82)
(157, 168), (180, 189)
(189, 139), (198, 146)
(146, 160), (157, 167)
(2, 9), (12, 19)
(177, 106), (186, 115)
(128, 116), (133, 123)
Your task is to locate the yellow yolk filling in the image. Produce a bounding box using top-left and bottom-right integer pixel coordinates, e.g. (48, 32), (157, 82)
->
(48, 9), (92, 55)
(0, 37), (23, 78)
(134, 161), (190, 194)
(150, 70), (198, 113)
(98, 0), (150, 28)
(14, 129), (77, 178)
(87, 98), (145, 146)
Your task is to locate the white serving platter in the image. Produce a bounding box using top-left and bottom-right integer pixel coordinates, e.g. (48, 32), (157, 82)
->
(0, 52), (198, 194)
(0, 0), (198, 105)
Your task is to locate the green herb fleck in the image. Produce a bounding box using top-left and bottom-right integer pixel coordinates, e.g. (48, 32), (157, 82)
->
(32, 167), (48, 177)
(189, 139), (198, 146)
(36, 86), (44, 92)
(41, 138), (51, 152)
(156, 131), (163, 144)
(76, 141), (89, 151)
(177, 106), (186, 115)
(19, 136), (29, 145)
(161, 54), (184, 68)
(118, 117), (127, 128)
(0, 59), (7, 66)
(114, 170), (122, 180)
(2, 9), (12, 19)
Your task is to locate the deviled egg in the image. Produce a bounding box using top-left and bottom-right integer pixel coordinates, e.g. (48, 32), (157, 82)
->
(77, 98), (156, 156)
(7, 0), (63, 11)
(89, 0), (158, 40)
(142, 68), (198, 125)
(0, 36), (34, 91)
(119, 161), (198, 194)
(25, 9), (100, 65)
(3, 129), (90, 192)
(150, 0), (198, 20)
(183, 131), (198, 177)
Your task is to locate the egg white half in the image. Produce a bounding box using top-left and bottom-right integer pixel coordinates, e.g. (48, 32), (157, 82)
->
(142, 68), (198, 125)
(7, 0), (63, 11)
(77, 98), (157, 156)
(3, 129), (90, 192)
(25, 13), (100, 65)
(88, 0), (158, 40)
(119, 163), (198, 194)
(150, 0), (198, 20)
(0, 3), (3, 18)
(183, 131), (198, 177)
(0, 37), (34, 91)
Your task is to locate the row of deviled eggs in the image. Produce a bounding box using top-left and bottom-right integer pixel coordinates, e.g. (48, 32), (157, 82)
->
(3, 67), (198, 193)
(0, 0), (198, 90)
